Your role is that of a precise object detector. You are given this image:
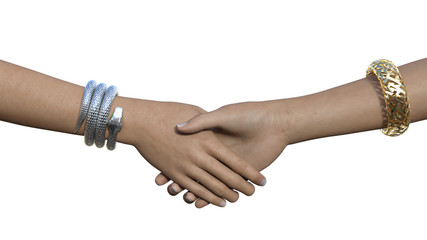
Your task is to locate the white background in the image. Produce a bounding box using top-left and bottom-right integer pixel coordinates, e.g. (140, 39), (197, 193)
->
(1, 0), (427, 239)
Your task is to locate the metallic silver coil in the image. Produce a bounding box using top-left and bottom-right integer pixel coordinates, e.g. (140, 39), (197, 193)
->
(73, 80), (97, 133)
(84, 83), (107, 146)
(95, 85), (118, 148)
(107, 107), (123, 150)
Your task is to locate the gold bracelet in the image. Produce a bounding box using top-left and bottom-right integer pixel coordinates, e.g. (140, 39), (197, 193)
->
(366, 59), (410, 136)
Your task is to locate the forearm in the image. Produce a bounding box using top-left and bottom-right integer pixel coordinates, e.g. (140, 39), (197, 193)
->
(0, 60), (135, 144)
(280, 58), (427, 144)
(0, 60), (267, 207)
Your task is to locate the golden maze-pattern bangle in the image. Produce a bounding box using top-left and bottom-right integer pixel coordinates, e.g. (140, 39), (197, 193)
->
(366, 59), (410, 136)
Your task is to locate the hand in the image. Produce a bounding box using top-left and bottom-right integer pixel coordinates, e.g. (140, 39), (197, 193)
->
(155, 101), (289, 208)
(124, 99), (267, 207)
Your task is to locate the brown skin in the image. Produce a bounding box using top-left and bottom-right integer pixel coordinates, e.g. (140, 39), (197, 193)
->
(156, 58), (427, 208)
(0, 60), (267, 208)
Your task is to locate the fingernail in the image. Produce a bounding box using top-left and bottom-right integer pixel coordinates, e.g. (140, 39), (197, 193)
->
(260, 178), (267, 186)
(220, 200), (227, 207)
(168, 185), (177, 195)
(176, 122), (187, 128)
(172, 184), (179, 193)
(184, 196), (192, 203)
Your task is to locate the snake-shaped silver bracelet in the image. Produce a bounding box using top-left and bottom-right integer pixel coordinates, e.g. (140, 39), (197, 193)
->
(73, 80), (97, 133)
(77, 81), (121, 150)
(84, 83), (107, 146)
(107, 107), (123, 150)
(95, 85), (118, 148)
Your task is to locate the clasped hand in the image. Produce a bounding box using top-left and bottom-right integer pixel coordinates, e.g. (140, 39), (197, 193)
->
(128, 100), (289, 208)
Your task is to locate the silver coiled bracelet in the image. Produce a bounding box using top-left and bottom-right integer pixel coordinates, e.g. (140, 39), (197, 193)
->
(95, 85), (118, 148)
(75, 80), (123, 150)
(73, 80), (97, 133)
(85, 83), (107, 146)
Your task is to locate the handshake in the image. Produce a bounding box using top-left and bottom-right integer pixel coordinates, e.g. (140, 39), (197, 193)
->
(0, 60), (290, 209)
(4, 58), (419, 209)
(124, 58), (416, 208)
(116, 99), (290, 208)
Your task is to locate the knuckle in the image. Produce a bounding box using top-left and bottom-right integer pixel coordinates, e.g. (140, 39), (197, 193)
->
(208, 141), (222, 153)
(227, 174), (244, 189)
(235, 159), (250, 175)
(192, 113), (206, 125)
(191, 187), (210, 201)
(226, 175), (237, 185)
(214, 185), (229, 198)
(183, 162), (200, 175)
(199, 136), (217, 149)
(191, 154), (210, 169)
(189, 105), (206, 114)
(190, 183), (217, 205)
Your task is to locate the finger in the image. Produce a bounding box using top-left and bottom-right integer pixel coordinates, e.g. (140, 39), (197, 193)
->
(177, 175), (227, 208)
(183, 191), (197, 203)
(212, 144), (267, 187)
(181, 187), (211, 207)
(195, 199), (210, 208)
(167, 183), (184, 196)
(197, 153), (254, 197)
(176, 110), (225, 134)
(183, 191), (211, 208)
(187, 166), (239, 203)
(155, 173), (170, 186)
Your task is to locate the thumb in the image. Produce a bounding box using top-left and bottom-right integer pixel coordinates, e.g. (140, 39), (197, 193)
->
(176, 111), (223, 134)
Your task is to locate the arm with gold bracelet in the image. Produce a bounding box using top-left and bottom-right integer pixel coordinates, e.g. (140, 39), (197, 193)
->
(156, 58), (427, 208)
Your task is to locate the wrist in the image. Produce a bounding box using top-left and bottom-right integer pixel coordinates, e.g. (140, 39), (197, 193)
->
(110, 96), (142, 146)
(275, 97), (311, 145)
(110, 99), (204, 147)
(261, 100), (294, 145)
(278, 78), (386, 144)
